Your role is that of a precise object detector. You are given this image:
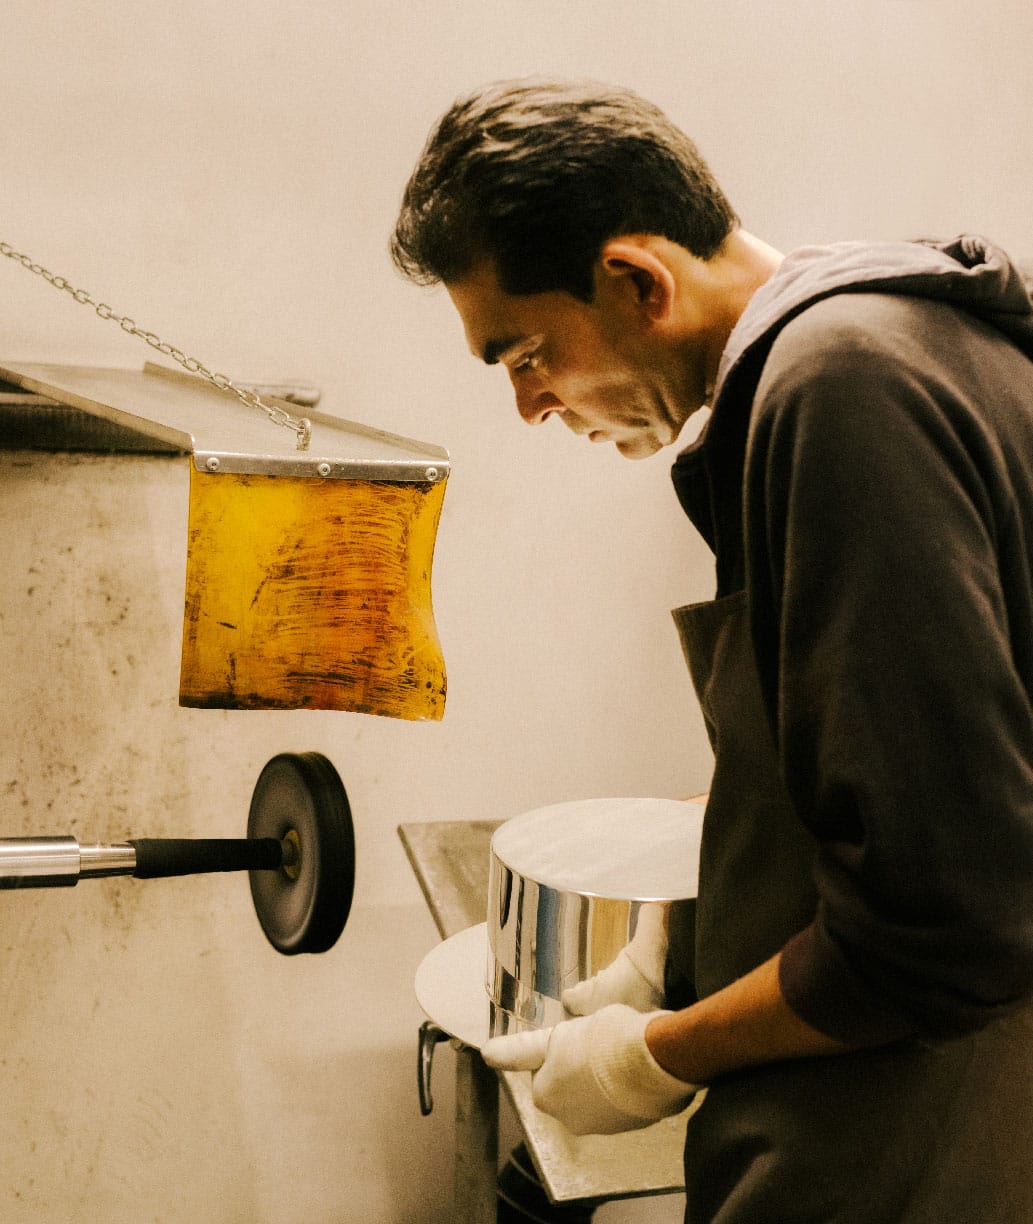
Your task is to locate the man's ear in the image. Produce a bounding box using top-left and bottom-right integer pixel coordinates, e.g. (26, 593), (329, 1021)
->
(597, 238), (676, 321)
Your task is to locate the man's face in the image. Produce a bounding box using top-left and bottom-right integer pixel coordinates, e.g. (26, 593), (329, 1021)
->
(446, 259), (701, 459)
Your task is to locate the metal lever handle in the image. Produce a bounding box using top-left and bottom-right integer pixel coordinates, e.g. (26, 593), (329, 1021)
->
(417, 1020), (451, 1116)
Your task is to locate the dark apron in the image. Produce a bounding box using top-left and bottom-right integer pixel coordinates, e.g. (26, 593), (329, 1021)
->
(668, 590), (1033, 1224)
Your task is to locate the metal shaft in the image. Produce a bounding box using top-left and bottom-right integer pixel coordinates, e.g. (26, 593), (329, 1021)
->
(0, 837), (135, 888)
(0, 836), (285, 887)
(81, 842), (138, 878)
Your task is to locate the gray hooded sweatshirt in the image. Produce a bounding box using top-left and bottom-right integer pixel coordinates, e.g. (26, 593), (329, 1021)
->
(671, 236), (1033, 1222)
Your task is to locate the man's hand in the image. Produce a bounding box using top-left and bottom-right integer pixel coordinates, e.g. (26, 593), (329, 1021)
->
(480, 1003), (698, 1135)
(562, 902), (668, 1016)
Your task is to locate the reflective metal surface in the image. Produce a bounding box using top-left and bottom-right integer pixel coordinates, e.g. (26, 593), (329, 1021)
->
(0, 836), (82, 887)
(78, 843), (137, 878)
(0, 837), (138, 887)
(487, 798), (705, 1035)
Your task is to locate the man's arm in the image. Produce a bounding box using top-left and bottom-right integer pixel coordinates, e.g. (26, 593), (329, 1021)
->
(744, 306), (1033, 1045)
(645, 949), (853, 1085)
(480, 943), (857, 1136)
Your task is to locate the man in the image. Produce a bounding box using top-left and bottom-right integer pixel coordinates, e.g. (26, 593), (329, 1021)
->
(392, 78), (1033, 1221)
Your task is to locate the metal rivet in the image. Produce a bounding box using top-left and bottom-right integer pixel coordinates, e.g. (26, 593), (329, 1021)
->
(425, 466), (439, 482)
(205, 456), (220, 472)
(317, 462), (332, 478)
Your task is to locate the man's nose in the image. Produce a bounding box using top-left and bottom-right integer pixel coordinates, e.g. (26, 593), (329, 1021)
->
(514, 385), (563, 425)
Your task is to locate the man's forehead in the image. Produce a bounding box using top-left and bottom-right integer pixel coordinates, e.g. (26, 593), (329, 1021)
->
(445, 264), (527, 363)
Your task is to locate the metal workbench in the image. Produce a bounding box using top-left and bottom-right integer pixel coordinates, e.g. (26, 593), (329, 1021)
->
(399, 820), (688, 1221)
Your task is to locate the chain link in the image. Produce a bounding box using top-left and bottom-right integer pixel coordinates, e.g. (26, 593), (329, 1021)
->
(0, 240), (312, 450)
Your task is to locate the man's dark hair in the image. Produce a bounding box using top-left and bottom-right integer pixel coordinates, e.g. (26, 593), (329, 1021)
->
(391, 77), (739, 301)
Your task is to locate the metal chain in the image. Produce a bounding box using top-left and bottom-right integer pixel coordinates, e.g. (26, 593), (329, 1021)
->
(0, 240), (312, 450)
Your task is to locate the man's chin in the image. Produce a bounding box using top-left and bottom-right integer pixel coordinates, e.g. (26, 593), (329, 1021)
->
(615, 435), (663, 460)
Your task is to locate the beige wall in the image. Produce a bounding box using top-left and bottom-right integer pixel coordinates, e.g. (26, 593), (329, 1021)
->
(1, 2), (1031, 1221)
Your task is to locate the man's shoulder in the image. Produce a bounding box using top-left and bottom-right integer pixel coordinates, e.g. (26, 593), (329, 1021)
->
(756, 289), (966, 408)
(769, 291), (932, 367)
(743, 292), (965, 453)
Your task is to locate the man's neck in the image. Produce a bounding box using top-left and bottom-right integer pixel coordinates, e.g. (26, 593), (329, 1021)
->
(674, 229), (783, 395)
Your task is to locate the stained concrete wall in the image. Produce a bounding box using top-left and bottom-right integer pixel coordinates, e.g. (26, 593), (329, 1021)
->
(1, 2), (1031, 1221)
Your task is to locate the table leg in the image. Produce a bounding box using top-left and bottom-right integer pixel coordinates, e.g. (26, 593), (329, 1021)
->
(454, 1045), (499, 1222)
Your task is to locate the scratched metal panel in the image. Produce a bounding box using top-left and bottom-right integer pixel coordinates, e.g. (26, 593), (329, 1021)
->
(398, 821), (503, 938)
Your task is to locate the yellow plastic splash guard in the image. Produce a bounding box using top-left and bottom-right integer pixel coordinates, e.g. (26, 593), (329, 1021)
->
(0, 361), (450, 719)
(180, 468), (447, 718)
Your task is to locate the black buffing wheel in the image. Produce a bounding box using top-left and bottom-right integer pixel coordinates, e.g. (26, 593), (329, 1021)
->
(247, 752), (355, 955)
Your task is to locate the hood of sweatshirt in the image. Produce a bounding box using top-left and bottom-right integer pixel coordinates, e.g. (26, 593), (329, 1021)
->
(673, 235), (1033, 568)
(714, 234), (1033, 406)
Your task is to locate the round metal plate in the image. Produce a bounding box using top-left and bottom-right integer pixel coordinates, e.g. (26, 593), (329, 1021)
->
(247, 752), (355, 955)
(415, 923), (491, 1050)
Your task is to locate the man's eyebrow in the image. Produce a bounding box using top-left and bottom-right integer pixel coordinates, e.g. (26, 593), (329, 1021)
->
(481, 336), (524, 366)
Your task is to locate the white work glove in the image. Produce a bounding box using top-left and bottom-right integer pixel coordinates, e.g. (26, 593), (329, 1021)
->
(562, 902), (668, 1016)
(481, 1003), (697, 1136)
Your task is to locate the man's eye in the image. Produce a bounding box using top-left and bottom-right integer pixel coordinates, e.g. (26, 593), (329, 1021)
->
(513, 352), (541, 374)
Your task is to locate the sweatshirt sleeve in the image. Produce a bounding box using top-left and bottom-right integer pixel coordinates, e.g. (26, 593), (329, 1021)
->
(744, 296), (1033, 1045)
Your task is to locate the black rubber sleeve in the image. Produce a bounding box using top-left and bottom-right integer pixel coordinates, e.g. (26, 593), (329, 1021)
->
(129, 838), (283, 879)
